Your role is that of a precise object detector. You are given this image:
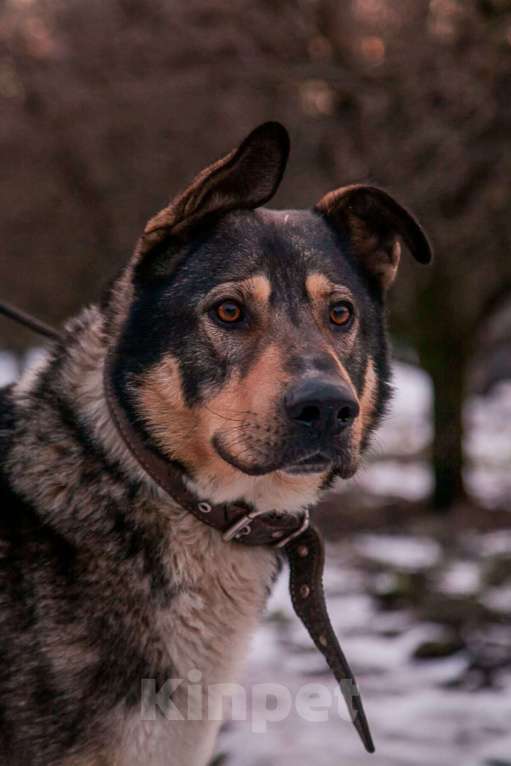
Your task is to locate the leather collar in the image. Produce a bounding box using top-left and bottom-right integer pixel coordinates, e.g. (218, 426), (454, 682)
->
(104, 353), (375, 753)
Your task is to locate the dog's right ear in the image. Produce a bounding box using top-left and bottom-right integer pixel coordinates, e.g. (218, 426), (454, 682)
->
(135, 122), (290, 267)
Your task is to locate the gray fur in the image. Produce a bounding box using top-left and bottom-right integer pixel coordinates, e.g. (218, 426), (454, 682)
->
(0, 308), (278, 766)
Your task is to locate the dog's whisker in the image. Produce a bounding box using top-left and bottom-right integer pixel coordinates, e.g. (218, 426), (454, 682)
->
(204, 405), (246, 423)
(204, 403), (259, 421)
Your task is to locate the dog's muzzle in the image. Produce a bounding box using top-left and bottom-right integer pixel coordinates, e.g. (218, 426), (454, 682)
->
(284, 379), (359, 436)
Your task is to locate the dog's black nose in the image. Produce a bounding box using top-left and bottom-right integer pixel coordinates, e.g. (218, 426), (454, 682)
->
(285, 380), (359, 434)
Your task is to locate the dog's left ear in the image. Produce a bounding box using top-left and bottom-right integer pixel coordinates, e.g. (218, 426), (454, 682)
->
(138, 122), (290, 260)
(315, 184), (432, 290)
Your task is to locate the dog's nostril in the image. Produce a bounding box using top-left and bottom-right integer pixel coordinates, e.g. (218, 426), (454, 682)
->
(337, 404), (357, 423)
(296, 404), (321, 425)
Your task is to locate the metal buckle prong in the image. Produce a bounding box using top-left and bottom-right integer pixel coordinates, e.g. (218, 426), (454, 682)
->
(223, 508), (310, 546)
(274, 509), (310, 548)
(222, 508), (272, 542)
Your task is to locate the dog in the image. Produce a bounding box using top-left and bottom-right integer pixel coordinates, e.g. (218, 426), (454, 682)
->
(0, 122), (431, 766)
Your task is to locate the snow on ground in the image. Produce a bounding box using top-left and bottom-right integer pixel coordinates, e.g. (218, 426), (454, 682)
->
(440, 560), (481, 596)
(353, 534), (441, 571)
(219, 537), (511, 766)
(338, 362), (511, 509)
(372, 361), (433, 457)
(0, 351), (19, 387)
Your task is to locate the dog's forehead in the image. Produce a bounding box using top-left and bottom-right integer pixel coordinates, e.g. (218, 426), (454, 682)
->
(258, 207), (340, 258)
(178, 207), (359, 296)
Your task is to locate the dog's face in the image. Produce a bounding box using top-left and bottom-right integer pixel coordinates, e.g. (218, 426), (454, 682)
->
(119, 210), (388, 484)
(111, 123), (431, 503)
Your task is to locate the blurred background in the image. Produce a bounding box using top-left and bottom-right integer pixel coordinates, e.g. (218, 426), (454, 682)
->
(0, 0), (510, 764)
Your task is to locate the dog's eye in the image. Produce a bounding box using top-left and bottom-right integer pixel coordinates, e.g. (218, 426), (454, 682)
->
(329, 301), (353, 327)
(214, 300), (244, 324)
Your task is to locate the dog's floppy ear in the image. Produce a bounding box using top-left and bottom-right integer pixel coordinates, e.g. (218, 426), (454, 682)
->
(138, 122), (290, 260)
(315, 184), (432, 289)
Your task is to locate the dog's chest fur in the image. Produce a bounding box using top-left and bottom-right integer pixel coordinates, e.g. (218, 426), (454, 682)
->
(116, 523), (276, 766)
(0, 310), (278, 766)
(115, 511), (276, 766)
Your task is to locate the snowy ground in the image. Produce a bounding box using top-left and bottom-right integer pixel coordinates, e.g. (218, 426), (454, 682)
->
(219, 531), (511, 766)
(340, 362), (511, 509)
(1, 353), (510, 765)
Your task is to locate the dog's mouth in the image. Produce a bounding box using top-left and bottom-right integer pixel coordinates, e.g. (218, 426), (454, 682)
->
(282, 451), (332, 475)
(212, 432), (352, 478)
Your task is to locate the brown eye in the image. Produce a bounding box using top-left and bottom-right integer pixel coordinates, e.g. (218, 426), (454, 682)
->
(329, 301), (353, 327)
(215, 300), (243, 324)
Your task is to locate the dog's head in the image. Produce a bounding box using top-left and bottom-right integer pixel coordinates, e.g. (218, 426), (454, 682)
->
(110, 123), (431, 508)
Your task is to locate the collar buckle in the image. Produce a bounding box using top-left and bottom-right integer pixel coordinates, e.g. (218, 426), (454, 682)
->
(273, 509), (309, 548)
(222, 508), (271, 542)
(222, 507), (310, 547)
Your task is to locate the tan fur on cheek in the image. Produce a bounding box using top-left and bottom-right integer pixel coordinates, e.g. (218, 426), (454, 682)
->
(136, 344), (291, 481)
(203, 342), (288, 437)
(352, 356), (377, 453)
(136, 355), (213, 470)
(191, 342), (292, 487)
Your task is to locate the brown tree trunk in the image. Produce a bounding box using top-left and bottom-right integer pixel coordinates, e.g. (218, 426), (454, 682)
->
(430, 352), (467, 511)
(418, 336), (468, 513)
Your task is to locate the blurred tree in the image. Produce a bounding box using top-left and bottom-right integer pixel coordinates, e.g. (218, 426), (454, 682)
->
(301, 0), (511, 512)
(0, 0), (510, 510)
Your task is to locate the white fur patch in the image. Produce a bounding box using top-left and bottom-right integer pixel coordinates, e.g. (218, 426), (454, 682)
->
(186, 469), (321, 514)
